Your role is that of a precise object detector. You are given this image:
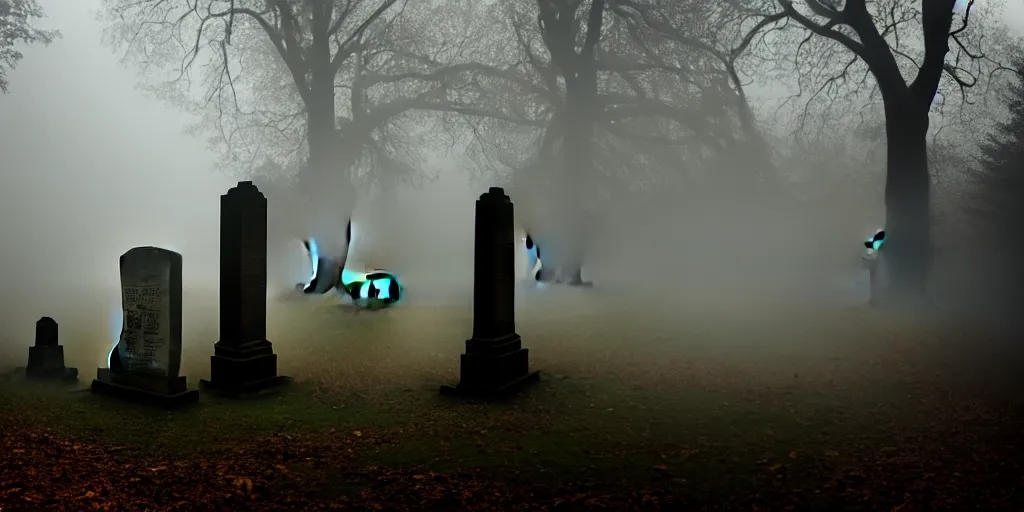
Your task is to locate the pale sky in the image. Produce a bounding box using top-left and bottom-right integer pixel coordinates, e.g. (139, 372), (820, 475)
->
(0, 0), (234, 293)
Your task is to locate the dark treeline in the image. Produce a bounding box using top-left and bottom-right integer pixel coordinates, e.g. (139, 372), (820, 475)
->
(971, 57), (1024, 328)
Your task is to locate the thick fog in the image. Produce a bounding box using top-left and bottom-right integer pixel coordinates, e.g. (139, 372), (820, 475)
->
(1, 0), (1023, 368)
(264, 164), (479, 300)
(0, 1), (209, 360)
(0, 0), (483, 362)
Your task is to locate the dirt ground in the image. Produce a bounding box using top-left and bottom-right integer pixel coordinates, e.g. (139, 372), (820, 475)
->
(1, 287), (1022, 510)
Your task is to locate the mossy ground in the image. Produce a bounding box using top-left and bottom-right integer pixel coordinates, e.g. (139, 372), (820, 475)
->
(2, 290), (1021, 509)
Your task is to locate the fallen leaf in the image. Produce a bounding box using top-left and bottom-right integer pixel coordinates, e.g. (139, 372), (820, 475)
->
(234, 477), (253, 495)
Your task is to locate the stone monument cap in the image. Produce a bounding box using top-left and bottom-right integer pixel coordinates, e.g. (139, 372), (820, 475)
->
(224, 181), (264, 198)
(481, 187), (510, 202)
(35, 317), (58, 347)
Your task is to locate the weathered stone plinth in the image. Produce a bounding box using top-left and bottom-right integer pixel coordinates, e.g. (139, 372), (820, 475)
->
(202, 181), (290, 396)
(201, 341), (291, 395)
(92, 368), (198, 408)
(19, 317), (78, 382)
(442, 187), (539, 399)
(440, 333), (540, 399)
(24, 363), (79, 381)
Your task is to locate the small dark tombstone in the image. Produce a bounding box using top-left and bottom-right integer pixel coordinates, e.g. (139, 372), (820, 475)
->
(200, 181), (290, 395)
(19, 317), (78, 381)
(91, 247), (199, 408)
(441, 187), (540, 399)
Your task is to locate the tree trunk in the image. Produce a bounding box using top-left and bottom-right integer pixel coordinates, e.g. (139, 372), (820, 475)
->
(534, 0), (604, 285)
(299, 70), (354, 259)
(555, 0), (605, 285)
(878, 102), (932, 306)
(559, 84), (593, 284)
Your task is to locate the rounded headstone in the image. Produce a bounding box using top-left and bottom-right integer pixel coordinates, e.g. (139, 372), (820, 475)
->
(118, 246), (184, 378)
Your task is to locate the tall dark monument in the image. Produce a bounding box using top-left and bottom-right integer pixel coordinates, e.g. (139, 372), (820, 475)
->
(21, 317), (78, 381)
(201, 181), (290, 394)
(441, 187), (540, 398)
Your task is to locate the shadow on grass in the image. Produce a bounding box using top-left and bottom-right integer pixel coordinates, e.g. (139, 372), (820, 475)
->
(0, 379), (406, 458)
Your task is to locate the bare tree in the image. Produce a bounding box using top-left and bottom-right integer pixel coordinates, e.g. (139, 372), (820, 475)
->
(0, 0), (59, 93)
(528, 0), (606, 283)
(442, 0), (746, 282)
(611, 0), (789, 192)
(731, 0), (1019, 305)
(101, 0), (493, 253)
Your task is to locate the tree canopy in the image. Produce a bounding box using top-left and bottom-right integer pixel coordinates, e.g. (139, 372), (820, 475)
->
(0, 0), (58, 93)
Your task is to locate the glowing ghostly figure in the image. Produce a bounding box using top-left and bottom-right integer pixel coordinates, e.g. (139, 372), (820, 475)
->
(301, 221), (349, 295)
(340, 270), (403, 309)
(521, 232), (590, 285)
(523, 234), (555, 283)
(300, 219), (402, 308)
(107, 305), (122, 370)
(525, 235), (541, 281)
(863, 229), (886, 306)
(864, 230), (886, 252)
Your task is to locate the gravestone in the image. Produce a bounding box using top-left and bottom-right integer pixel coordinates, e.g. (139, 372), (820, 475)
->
(201, 181), (290, 395)
(20, 317), (78, 381)
(91, 247), (199, 407)
(441, 187), (540, 398)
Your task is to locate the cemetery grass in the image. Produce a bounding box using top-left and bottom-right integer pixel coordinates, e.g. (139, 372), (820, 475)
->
(2, 291), (1023, 510)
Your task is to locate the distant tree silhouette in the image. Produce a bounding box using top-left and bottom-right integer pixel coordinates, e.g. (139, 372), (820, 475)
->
(974, 59), (1024, 321)
(978, 60), (1024, 202)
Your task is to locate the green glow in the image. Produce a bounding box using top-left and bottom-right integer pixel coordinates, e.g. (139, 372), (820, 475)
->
(865, 230), (885, 252)
(340, 269), (401, 306)
(340, 268), (366, 287)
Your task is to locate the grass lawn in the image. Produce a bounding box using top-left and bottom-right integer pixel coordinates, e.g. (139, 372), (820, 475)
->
(1, 288), (1022, 510)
